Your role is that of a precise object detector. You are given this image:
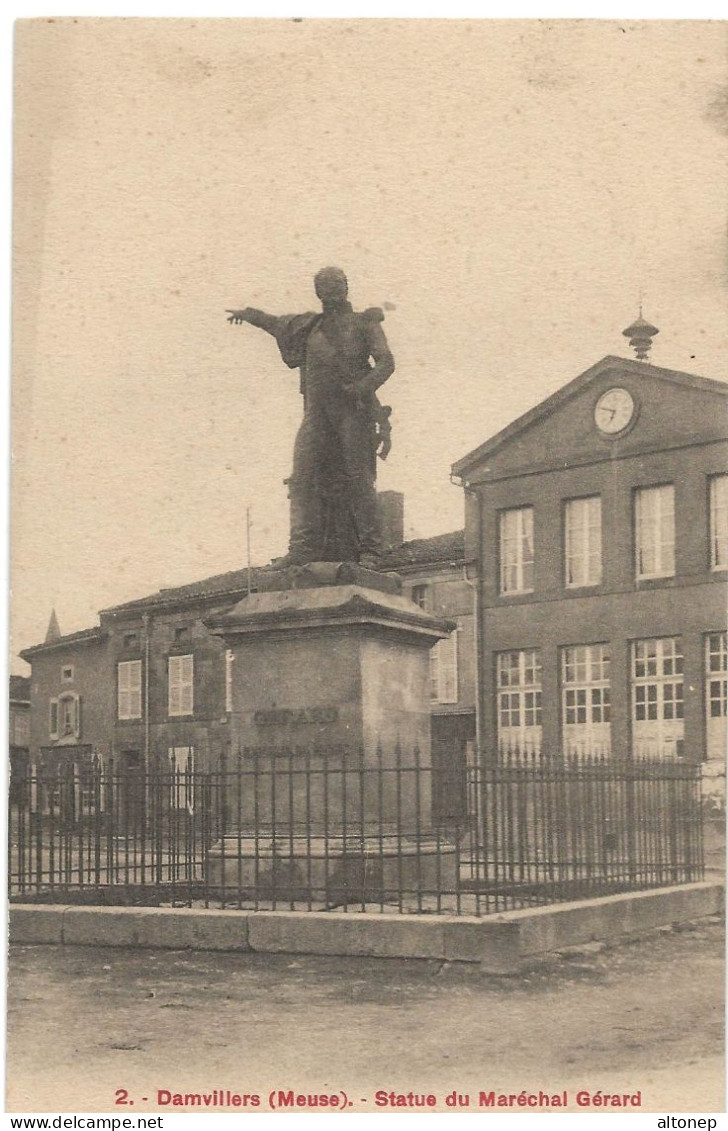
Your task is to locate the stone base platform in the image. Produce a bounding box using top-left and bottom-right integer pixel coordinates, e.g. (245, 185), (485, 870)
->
(207, 834), (458, 905)
(9, 883), (723, 972)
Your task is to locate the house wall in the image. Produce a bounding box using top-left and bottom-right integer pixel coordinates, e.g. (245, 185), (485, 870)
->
(24, 560), (475, 782)
(399, 567), (476, 821)
(28, 638), (112, 764)
(104, 601), (236, 771)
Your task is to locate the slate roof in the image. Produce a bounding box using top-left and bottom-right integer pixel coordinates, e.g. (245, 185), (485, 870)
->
(20, 529), (467, 659)
(101, 530), (467, 615)
(19, 626), (106, 660)
(379, 529), (465, 571)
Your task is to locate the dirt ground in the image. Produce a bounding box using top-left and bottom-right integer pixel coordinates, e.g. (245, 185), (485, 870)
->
(6, 916), (725, 1115)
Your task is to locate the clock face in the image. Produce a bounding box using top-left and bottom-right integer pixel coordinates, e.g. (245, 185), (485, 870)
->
(594, 387), (635, 435)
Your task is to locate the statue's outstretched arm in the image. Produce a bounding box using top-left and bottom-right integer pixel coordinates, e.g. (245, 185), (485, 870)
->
(226, 307), (280, 337)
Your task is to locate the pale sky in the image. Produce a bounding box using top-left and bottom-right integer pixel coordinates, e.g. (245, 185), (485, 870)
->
(10, 18), (728, 672)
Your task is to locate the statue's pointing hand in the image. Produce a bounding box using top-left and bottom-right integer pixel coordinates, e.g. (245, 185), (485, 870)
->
(226, 309), (251, 324)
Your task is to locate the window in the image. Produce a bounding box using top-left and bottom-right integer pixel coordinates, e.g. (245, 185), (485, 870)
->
(12, 712), (30, 746)
(497, 649), (542, 753)
(123, 632), (139, 649)
(499, 507), (534, 594)
(118, 660), (142, 720)
(61, 665), (74, 683)
(225, 649), (234, 714)
(168, 654), (194, 717)
(50, 693), (81, 741)
(430, 630), (458, 704)
(635, 485), (675, 579)
(411, 585), (427, 609)
(169, 746), (195, 810)
(706, 632), (727, 761)
(561, 644), (611, 754)
(565, 497), (602, 587)
(632, 637), (684, 758)
(709, 474), (728, 570)
(174, 626), (190, 643)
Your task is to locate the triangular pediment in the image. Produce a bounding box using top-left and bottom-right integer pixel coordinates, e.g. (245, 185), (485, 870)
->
(453, 356), (728, 482)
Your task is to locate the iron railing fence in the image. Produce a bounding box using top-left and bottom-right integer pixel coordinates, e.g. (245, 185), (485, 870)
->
(8, 748), (704, 915)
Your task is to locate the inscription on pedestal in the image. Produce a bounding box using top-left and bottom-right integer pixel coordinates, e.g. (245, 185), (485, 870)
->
(241, 743), (352, 759)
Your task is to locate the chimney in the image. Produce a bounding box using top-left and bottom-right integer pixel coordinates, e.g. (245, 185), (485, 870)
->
(377, 490), (404, 551)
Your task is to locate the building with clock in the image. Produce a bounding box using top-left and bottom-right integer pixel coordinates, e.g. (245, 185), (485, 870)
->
(451, 323), (727, 858)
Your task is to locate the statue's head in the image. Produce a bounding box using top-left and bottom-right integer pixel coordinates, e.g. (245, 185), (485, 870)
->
(314, 266), (348, 306)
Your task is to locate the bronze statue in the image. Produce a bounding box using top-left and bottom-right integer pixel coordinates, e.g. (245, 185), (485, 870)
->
(227, 267), (395, 569)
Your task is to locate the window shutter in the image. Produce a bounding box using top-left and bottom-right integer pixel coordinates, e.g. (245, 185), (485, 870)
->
(225, 650), (233, 713)
(131, 662), (142, 719)
(438, 632), (458, 703)
(118, 663), (129, 719)
(429, 648), (439, 700)
(430, 632), (458, 704)
(181, 655), (193, 715)
(49, 699), (59, 739)
(168, 654), (193, 716)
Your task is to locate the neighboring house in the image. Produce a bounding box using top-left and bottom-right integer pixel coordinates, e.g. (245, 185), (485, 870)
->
(9, 674), (31, 800)
(19, 495), (475, 808)
(381, 530), (475, 818)
(452, 335), (727, 857)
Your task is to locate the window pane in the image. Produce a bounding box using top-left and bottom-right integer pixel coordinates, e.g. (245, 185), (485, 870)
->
(565, 497), (602, 586)
(500, 507), (534, 593)
(636, 485), (675, 579)
(497, 648), (542, 752)
(632, 637), (684, 756)
(710, 475), (728, 569)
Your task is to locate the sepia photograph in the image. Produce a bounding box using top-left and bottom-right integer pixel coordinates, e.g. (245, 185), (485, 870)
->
(7, 17), (726, 1116)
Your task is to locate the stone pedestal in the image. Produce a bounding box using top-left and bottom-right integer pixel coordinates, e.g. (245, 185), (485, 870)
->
(205, 562), (457, 904)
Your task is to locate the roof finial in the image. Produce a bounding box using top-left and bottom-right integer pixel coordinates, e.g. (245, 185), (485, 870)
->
(622, 308), (659, 362)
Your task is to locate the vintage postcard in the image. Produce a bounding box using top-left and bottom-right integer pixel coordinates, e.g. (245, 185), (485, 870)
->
(7, 17), (726, 1118)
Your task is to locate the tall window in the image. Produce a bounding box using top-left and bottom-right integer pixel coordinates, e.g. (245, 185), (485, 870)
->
(706, 632), (727, 761)
(12, 712), (30, 746)
(709, 474), (728, 570)
(561, 644), (611, 754)
(225, 649), (234, 714)
(430, 630), (458, 704)
(49, 699), (59, 739)
(632, 637), (684, 758)
(497, 649), (542, 752)
(168, 654), (194, 717)
(50, 693), (81, 740)
(118, 660), (142, 720)
(565, 497), (602, 587)
(499, 507), (534, 595)
(635, 485), (675, 579)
